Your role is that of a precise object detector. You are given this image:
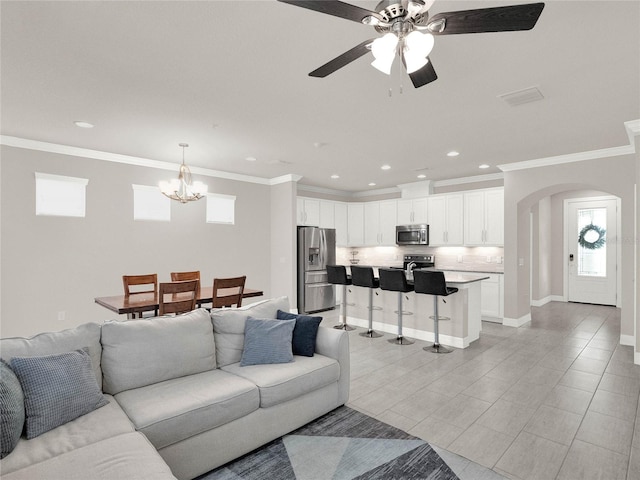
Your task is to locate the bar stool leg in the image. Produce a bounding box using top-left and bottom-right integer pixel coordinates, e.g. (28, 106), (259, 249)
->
(388, 292), (414, 345)
(334, 284), (355, 331)
(360, 288), (382, 338)
(424, 296), (452, 354)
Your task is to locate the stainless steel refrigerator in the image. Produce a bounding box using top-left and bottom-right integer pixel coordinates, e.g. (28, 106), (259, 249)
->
(297, 226), (336, 314)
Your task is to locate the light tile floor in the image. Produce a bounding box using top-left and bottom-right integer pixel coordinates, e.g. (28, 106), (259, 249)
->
(322, 301), (640, 480)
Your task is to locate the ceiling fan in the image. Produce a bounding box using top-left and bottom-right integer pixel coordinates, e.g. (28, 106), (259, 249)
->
(278, 0), (545, 88)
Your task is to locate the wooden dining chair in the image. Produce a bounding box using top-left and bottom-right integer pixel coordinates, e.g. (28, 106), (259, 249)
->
(158, 280), (199, 316)
(170, 271), (200, 282)
(212, 276), (246, 308)
(123, 274), (158, 317)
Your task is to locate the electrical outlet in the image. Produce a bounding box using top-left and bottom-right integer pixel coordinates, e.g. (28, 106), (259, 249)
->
(457, 255), (463, 263)
(486, 256), (492, 263)
(518, 258), (524, 266)
(497, 256), (503, 264)
(57, 311), (66, 321)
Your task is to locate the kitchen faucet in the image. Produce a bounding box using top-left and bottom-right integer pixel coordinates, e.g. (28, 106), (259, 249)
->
(406, 261), (417, 274)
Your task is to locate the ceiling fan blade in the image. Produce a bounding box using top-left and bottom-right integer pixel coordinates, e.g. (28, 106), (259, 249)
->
(309, 39), (374, 78)
(408, 58), (438, 88)
(277, 0), (384, 24)
(428, 3), (545, 35)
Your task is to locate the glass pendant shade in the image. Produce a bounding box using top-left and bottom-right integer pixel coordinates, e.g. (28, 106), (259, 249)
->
(403, 31), (434, 74)
(160, 144), (208, 203)
(371, 33), (399, 75)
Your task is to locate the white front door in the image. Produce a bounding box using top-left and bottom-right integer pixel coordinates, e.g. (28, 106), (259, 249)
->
(567, 198), (617, 306)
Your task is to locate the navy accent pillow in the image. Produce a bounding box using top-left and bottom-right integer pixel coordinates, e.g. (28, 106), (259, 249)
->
(240, 318), (296, 367)
(10, 349), (108, 439)
(276, 310), (322, 357)
(0, 359), (25, 458)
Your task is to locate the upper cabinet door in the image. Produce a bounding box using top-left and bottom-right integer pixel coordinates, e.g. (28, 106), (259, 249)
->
(347, 203), (365, 246)
(464, 189), (504, 246)
(412, 199), (428, 224)
(427, 196), (447, 246)
(446, 194), (464, 245)
(396, 198), (427, 225)
(297, 197), (320, 226)
(319, 201), (335, 229)
(364, 202), (381, 246)
(334, 202), (348, 247)
(379, 201), (397, 245)
(484, 190), (504, 245)
(396, 200), (414, 225)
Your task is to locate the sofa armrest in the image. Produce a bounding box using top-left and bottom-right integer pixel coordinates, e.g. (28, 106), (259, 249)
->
(314, 326), (350, 405)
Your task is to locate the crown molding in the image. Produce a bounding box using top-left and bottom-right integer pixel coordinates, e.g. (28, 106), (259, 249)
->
(498, 118), (640, 173)
(432, 172), (504, 187)
(270, 174), (302, 185)
(0, 136), (273, 185)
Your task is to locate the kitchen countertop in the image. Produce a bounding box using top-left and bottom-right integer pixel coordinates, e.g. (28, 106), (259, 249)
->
(345, 265), (489, 284)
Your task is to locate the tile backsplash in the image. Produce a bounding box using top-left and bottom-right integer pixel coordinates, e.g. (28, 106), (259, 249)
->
(337, 246), (504, 272)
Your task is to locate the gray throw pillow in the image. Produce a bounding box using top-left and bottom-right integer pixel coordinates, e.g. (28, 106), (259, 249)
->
(10, 349), (108, 439)
(0, 359), (25, 458)
(239, 317), (296, 367)
(276, 310), (322, 357)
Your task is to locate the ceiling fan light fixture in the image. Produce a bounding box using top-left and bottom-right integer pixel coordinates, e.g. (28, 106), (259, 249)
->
(371, 33), (398, 75)
(403, 31), (434, 73)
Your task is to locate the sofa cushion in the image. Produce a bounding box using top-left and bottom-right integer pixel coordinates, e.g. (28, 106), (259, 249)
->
(0, 359), (25, 458)
(276, 310), (323, 357)
(211, 296), (290, 367)
(0, 432), (177, 480)
(10, 349), (109, 439)
(114, 369), (259, 450)
(0, 322), (103, 389)
(0, 395), (134, 475)
(101, 309), (216, 395)
(221, 354), (340, 408)
(240, 318), (295, 367)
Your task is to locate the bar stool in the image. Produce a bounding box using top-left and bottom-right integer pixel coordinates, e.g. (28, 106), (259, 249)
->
(378, 268), (414, 345)
(350, 266), (383, 338)
(413, 270), (458, 354)
(327, 265), (355, 331)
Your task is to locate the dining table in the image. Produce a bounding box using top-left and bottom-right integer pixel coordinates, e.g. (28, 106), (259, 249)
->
(94, 286), (263, 318)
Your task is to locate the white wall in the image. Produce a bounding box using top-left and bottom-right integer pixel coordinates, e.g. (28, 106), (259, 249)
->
(0, 146), (274, 337)
(503, 154), (636, 338)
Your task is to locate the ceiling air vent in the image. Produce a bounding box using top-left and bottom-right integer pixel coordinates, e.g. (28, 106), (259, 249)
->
(498, 86), (544, 107)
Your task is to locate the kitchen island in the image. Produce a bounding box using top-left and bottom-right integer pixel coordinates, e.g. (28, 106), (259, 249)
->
(341, 268), (488, 349)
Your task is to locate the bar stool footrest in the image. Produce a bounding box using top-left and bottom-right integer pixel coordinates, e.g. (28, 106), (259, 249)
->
(429, 315), (451, 322)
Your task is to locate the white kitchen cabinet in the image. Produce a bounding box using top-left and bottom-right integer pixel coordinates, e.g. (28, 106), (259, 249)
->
(364, 200), (397, 246)
(334, 202), (348, 247)
(427, 194), (464, 246)
(296, 197), (320, 226)
(480, 273), (504, 321)
(397, 198), (428, 225)
(319, 200), (335, 228)
(347, 203), (365, 246)
(464, 188), (504, 245)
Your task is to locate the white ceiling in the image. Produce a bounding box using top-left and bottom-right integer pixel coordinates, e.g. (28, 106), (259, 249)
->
(2, 0), (639, 193)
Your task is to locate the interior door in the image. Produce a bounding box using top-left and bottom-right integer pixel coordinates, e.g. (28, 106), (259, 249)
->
(567, 198), (617, 305)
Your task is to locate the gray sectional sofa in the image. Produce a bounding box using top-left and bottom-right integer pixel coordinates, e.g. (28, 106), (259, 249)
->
(0, 297), (350, 480)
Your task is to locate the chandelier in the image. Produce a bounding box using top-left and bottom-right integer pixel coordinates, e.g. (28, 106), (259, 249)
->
(159, 143), (208, 203)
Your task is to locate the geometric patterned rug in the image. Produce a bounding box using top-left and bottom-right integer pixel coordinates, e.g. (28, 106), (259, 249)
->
(196, 406), (459, 480)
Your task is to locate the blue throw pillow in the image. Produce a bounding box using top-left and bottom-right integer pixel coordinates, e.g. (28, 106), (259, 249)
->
(276, 310), (322, 357)
(240, 317), (296, 367)
(0, 359), (25, 458)
(10, 349), (108, 439)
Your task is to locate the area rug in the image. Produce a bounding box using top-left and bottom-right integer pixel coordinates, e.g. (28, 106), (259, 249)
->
(197, 406), (458, 480)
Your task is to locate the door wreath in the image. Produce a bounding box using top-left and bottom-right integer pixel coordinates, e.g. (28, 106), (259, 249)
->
(578, 224), (606, 250)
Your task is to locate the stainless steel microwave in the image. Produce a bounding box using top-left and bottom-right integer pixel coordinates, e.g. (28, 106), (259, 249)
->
(396, 224), (429, 245)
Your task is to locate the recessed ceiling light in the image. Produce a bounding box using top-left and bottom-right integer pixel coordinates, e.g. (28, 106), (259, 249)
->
(368, 182), (376, 186)
(446, 151), (459, 157)
(331, 174), (340, 179)
(74, 121), (94, 129)
(245, 156), (257, 162)
(479, 164), (490, 169)
(381, 165), (391, 170)
(313, 142), (328, 148)
(417, 174), (427, 179)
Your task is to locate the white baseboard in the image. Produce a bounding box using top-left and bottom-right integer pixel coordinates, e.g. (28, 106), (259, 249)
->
(635, 351), (640, 366)
(620, 334), (635, 347)
(503, 313), (532, 328)
(531, 296), (552, 307)
(344, 316), (470, 349)
(550, 295), (565, 302)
